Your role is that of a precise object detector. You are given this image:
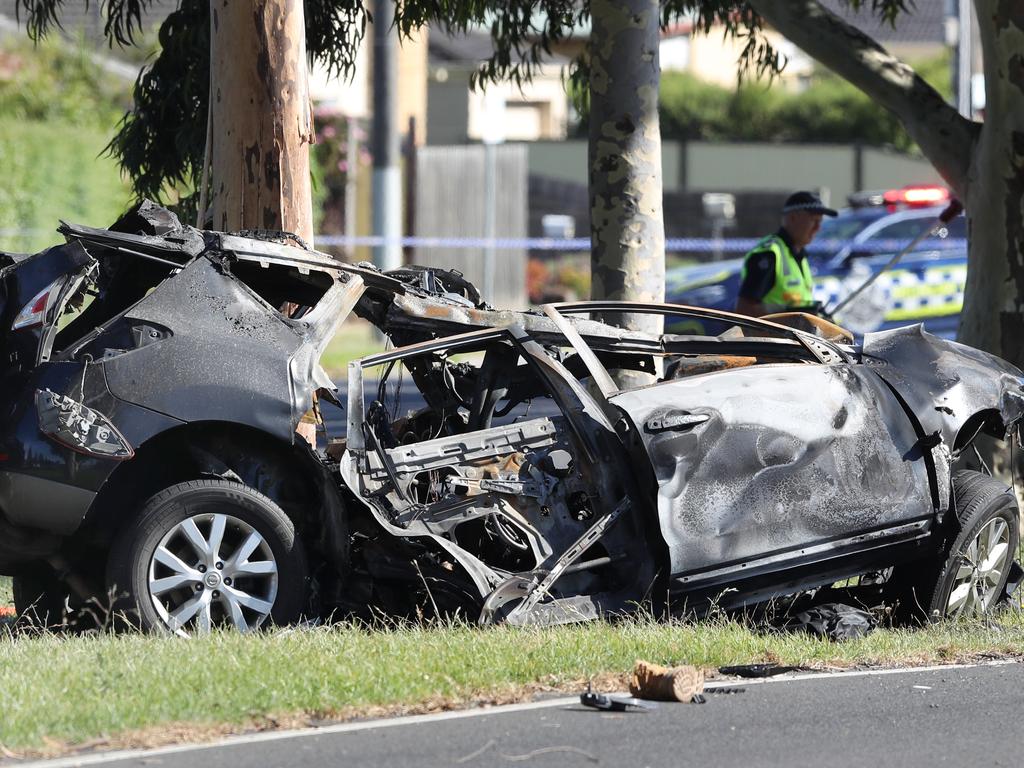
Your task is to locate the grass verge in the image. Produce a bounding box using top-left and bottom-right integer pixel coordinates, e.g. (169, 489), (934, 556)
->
(1, 612), (1022, 756)
(319, 320), (386, 379)
(0, 119), (132, 255)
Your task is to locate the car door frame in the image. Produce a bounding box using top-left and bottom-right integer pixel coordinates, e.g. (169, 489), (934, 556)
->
(340, 323), (664, 622)
(542, 301), (940, 604)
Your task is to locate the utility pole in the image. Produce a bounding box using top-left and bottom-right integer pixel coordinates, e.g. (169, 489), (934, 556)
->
(956, 0), (972, 117)
(345, 116), (359, 261)
(209, 0), (315, 244)
(947, 0), (972, 117)
(371, 0), (402, 272)
(480, 90), (506, 304)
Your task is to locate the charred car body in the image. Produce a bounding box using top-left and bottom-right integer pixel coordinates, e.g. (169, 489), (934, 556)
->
(1, 204), (1021, 633)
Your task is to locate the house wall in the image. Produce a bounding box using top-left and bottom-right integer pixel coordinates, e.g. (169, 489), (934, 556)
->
(527, 140), (941, 204)
(427, 74), (472, 145)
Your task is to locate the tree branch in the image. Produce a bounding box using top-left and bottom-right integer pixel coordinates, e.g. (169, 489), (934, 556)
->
(748, 0), (978, 194)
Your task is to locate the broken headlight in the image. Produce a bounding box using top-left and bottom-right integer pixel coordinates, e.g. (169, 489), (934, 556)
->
(36, 389), (134, 460)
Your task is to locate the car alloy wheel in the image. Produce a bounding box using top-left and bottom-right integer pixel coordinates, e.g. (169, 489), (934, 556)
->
(108, 479), (307, 635)
(944, 516), (1011, 619)
(885, 470), (1020, 622)
(148, 513), (279, 635)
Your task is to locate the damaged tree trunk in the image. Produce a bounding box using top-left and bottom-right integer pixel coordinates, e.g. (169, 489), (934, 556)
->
(588, 0), (665, 336)
(209, 0), (315, 244)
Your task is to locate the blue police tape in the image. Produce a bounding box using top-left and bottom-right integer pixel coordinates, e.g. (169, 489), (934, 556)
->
(315, 235), (967, 254)
(1, 228), (966, 255)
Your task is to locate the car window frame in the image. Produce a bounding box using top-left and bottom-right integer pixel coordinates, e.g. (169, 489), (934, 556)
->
(542, 300), (848, 399)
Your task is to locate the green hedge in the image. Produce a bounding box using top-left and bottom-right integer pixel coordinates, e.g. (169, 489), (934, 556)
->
(0, 36), (130, 126)
(658, 56), (952, 150)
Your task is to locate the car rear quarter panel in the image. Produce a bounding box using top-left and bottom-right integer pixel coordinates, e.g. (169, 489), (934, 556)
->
(97, 255), (338, 441)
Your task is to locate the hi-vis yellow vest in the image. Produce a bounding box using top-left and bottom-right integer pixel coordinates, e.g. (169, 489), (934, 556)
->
(741, 235), (814, 311)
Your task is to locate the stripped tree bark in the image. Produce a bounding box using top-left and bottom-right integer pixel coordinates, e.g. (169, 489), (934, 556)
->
(749, 0), (1023, 369)
(209, 0), (315, 244)
(588, 0), (666, 336)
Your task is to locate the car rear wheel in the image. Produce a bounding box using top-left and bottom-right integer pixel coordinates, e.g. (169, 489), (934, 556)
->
(898, 470), (1019, 621)
(107, 479), (308, 635)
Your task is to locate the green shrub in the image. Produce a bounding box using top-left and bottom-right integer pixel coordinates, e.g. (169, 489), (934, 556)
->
(658, 54), (952, 150)
(0, 35), (131, 127)
(0, 36), (134, 252)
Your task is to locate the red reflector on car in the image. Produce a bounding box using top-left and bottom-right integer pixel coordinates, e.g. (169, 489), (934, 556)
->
(12, 277), (64, 330)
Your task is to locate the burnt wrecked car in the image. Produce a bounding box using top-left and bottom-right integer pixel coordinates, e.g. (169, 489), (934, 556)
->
(1, 204), (1022, 633)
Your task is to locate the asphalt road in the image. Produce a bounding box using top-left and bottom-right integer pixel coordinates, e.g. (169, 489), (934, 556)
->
(18, 662), (1024, 768)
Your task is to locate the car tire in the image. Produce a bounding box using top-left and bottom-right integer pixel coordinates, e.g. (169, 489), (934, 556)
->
(107, 479), (308, 635)
(896, 470), (1020, 621)
(13, 563), (69, 630)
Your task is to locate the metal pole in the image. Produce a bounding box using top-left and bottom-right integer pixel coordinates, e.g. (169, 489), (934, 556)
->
(711, 219), (724, 261)
(371, 0), (401, 272)
(957, 0), (972, 117)
(482, 142), (497, 304)
(344, 116), (358, 261)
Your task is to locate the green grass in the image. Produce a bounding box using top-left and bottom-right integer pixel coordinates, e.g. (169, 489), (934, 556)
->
(319, 320), (388, 378)
(1, 613), (1022, 754)
(0, 577), (10, 606)
(0, 119), (133, 254)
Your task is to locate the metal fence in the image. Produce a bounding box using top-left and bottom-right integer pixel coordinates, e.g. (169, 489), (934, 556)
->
(412, 144), (528, 309)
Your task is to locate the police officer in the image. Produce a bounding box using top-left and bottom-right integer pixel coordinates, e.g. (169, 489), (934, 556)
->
(735, 191), (837, 317)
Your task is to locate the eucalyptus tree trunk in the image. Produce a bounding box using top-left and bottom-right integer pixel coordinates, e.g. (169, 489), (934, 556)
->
(960, 2), (1024, 366)
(209, 0), (315, 244)
(588, 0), (665, 336)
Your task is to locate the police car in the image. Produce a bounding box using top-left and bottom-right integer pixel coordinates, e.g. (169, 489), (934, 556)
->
(666, 185), (966, 337)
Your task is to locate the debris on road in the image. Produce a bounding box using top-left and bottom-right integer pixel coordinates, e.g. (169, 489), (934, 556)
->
(718, 663), (804, 678)
(579, 684), (658, 712)
(630, 660), (706, 703)
(788, 602), (876, 641)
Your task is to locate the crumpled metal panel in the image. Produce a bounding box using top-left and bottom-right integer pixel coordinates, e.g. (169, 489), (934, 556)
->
(376, 292), (657, 349)
(99, 255), (360, 442)
(862, 324), (1024, 446)
(610, 363), (933, 576)
(59, 220), (206, 259)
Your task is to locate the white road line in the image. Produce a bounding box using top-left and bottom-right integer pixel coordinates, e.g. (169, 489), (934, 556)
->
(12, 659), (1020, 768)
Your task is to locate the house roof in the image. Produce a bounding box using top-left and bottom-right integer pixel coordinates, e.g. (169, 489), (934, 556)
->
(0, 0), (172, 43)
(429, 30), (501, 64)
(819, 0), (949, 45)
(429, 29), (571, 66)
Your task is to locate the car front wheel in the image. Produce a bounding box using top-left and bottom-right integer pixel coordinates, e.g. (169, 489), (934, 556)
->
(913, 470), (1020, 620)
(107, 479), (308, 635)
